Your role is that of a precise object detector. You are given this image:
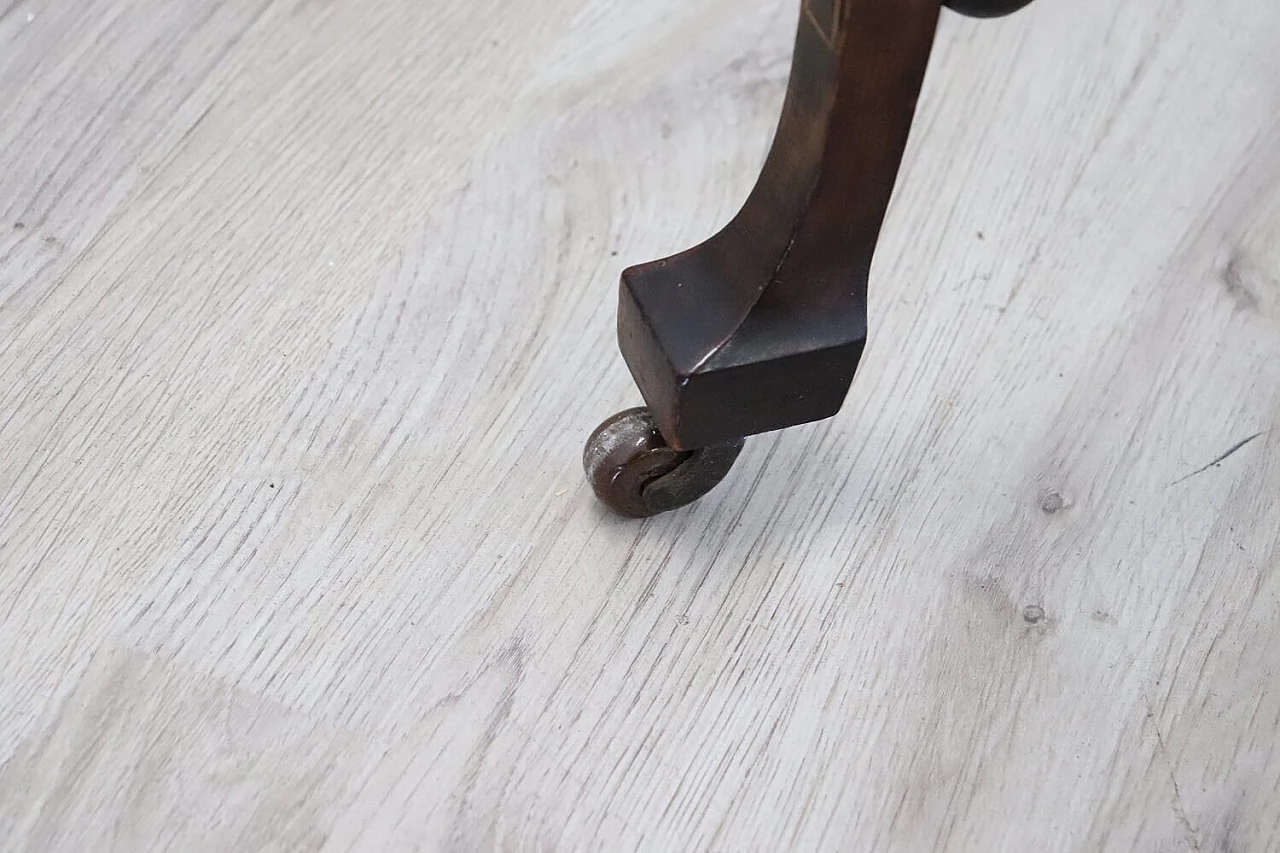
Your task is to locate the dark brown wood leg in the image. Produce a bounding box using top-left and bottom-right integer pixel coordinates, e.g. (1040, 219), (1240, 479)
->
(586, 0), (1036, 517)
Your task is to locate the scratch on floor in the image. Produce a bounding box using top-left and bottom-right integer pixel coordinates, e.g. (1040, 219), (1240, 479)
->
(1144, 696), (1201, 852)
(1169, 431), (1267, 486)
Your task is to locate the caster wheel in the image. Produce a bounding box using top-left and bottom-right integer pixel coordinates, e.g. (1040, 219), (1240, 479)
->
(943, 0), (1035, 17)
(583, 408), (744, 518)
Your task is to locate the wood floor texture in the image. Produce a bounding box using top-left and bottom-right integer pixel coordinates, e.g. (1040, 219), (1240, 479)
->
(2, 0), (1278, 850)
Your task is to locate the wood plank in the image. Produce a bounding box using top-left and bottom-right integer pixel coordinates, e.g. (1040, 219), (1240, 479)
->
(0, 0), (281, 324)
(1, 0), (1278, 849)
(0, 0), (287, 756)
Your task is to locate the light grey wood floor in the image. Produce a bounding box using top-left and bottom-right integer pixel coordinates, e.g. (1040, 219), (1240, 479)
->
(2, 0), (1279, 850)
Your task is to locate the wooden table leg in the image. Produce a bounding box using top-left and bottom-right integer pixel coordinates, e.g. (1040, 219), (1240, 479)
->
(586, 0), (1037, 517)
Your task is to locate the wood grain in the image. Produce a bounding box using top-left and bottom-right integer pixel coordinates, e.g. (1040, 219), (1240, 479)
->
(2, 0), (1278, 850)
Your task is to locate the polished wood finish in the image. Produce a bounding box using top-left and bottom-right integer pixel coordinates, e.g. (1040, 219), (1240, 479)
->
(618, 0), (1035, 452)
(620, 0), (947, 450)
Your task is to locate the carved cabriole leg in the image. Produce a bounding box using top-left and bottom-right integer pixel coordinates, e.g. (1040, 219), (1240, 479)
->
(586, 0), (1035, 517)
